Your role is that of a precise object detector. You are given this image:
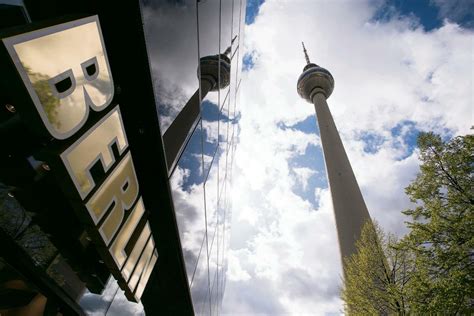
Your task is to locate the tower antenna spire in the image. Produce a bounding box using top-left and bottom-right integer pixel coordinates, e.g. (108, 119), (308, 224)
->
(223, 35), (238, 57)
(302, 42), (311, 65)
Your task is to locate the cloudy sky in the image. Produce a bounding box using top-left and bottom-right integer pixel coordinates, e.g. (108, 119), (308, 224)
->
(222, 0), (473, 314)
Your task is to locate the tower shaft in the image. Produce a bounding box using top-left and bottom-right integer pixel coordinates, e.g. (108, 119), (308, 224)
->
(312, 92), (371, 261)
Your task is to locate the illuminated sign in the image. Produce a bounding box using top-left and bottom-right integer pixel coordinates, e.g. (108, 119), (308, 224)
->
(2, 16), (158, 302)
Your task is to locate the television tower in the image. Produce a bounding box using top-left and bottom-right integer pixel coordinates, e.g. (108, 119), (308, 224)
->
(297, 43), (371, 262)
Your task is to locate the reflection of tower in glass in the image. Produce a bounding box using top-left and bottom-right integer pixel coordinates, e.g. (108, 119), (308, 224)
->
(296, 43), (371, 264)
(200, 35), (237, 95)
(163, 37), (236, 172)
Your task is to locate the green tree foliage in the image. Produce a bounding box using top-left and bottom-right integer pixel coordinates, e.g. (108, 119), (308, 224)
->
(401, 132), (473, 313)
(341, 132), (473, 314)
(24, 65), (60, 128)
(341, 221), (411, 315)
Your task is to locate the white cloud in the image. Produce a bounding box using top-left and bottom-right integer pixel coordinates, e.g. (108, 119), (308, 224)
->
(292, 167), (317, 191)
(238, 205), (260, 226)
(223, 0), (473, 314)
(227, 249), (252, 282)
(431, 0), (474, 28)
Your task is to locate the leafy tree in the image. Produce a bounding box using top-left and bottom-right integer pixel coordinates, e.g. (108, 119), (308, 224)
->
(341, 132), (473, 314)
(341, 221), (411, 315)
(401, 132), (473, 313)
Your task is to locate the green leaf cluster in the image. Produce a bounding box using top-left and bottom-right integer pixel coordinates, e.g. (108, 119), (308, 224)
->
(401, 132), (473, 313)
(341, 132), (473, 314)
(341, 221), (411, 315)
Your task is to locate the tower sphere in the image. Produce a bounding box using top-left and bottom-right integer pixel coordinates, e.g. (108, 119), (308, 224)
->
(199, 54), (231, 91)
(297, 63), (335, 102)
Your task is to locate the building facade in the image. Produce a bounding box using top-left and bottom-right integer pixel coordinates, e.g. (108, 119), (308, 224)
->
(0, 0), (245, 315)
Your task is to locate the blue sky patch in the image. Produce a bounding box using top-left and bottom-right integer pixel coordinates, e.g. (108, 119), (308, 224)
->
(358, 131), (386, 154)
(289, 144), (328, 209)
(278, 115), (325, 207)
(278, 115), (318, 135)
(374, 0), (440, 31)
(372, 0), (474, 31)
(390, 120), (420, 159)
(245, 0), (265, 25)
(202, 100), (220, 122)
(242, 52), (255, 72)
(176, 123), (204, 191)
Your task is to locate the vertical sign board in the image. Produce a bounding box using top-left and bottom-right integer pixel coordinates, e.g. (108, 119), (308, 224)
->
(2, 16), (158, 302)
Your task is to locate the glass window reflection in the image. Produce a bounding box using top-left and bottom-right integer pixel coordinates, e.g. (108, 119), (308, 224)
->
(207, 195), (219, 288)
(170, 122), (206, 285)
(199, 0), (220, 180)
(79, 278), (119, 315)
(220, 0), (233, 57)
(228, 54), (239, 124)
(81, 279), (146, 316)
(141, 0), (199, 134)
(106, 287), (145, 316)
(205, 154), (219, 254)
(157, 0), (246, 313)
(189, 239), (210, 316)
(232, 0), (242, 55)
(202, 100), (220, 178)
(219, 0), (233, 99)
(198, 0), (220, 58)
(240, 0), (247, 48)
(209, 269), (218, 315)
(218, 98), (230, 200)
